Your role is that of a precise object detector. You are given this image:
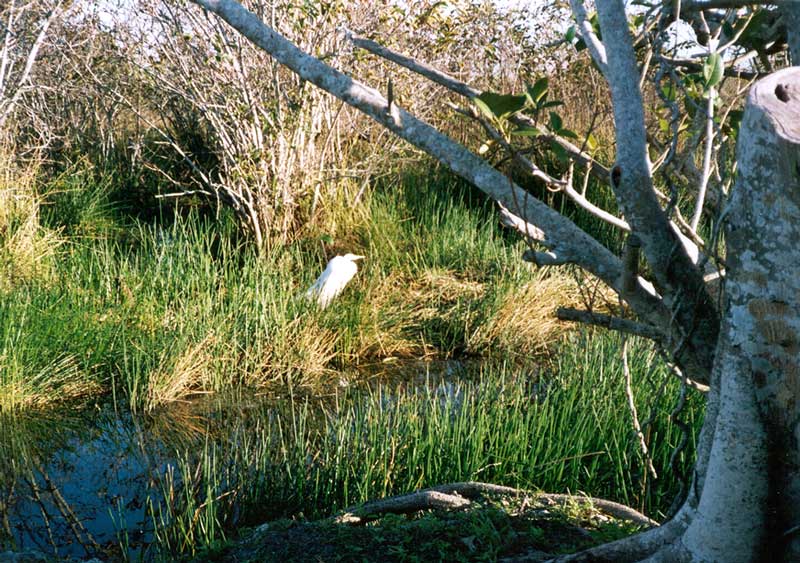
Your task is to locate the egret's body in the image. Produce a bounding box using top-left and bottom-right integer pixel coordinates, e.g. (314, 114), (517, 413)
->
(306, 253), (364, 308)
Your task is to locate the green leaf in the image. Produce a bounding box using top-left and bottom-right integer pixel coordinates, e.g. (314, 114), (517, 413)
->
(476, 91), (527, 118)
(549, 140), (569, 164)
(589, 12), (602, 39)
(585, 133), (598, 153)
(541, 100), (564, 109)
(549, 111), (563, 133)
(660, 83), (677, 102)
(559, 129), (579, 140)
(511, 126), (545, 137)
(473, 98), (495, 120)
(565, 26), (576, 42)
(702, 52), (724, 88)
(526, 77), (549, 106)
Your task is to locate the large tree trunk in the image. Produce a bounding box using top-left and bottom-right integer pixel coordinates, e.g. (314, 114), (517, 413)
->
(554, 67), (800, 563)
(677, 66), (800, 563)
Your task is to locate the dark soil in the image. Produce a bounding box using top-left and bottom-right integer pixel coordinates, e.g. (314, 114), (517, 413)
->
(198, 495), (644, 563)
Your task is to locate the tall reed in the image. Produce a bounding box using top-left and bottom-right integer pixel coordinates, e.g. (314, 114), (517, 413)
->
(147, 341), (702, 558)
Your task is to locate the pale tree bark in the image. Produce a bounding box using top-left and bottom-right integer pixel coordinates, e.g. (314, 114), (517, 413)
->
(675, 67), (800, 563)
(550, 66), (800, 563)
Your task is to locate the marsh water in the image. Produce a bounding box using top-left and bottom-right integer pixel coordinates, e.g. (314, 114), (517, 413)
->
(0, 361), (473, 561)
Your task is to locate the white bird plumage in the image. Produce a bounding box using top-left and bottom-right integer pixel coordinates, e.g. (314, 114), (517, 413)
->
(305, 253), (365, 308)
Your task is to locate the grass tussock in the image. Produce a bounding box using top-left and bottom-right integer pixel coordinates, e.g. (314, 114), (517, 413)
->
(255, 318), (340, 388)
(0, 151), (61, 290)
(2, 168), (594, 411)
(468, 274), (582, 357)
(145, 333), (218, 412)
(0, 354), (101, 411)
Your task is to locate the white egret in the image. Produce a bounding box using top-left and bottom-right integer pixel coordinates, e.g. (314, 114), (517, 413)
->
(305, 253), (365, 308)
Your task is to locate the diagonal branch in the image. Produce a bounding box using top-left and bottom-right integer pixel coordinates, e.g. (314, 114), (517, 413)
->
(188, 0), (713, 384)
(596, 0), (719, 382)
(342, 29), (610, 182)
(556, 307), (664, 341)
(569, 0), (609, 75)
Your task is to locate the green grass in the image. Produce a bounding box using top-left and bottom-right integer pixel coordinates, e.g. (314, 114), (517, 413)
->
(1, 171), (580, 412)
(145, 341), (702, 559)
(1, 163), (704, 561)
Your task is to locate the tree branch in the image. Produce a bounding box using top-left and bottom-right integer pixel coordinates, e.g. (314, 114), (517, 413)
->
(683, 0), (792, 8)
(333, 482), (658, 528)
(556, 307), (664, 340)
(569, 0), (609, 75)
(342, 29), (610, 183)
(596, 0), (719, 384)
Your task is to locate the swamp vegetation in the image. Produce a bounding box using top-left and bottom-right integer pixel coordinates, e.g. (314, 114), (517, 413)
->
(4, 0), (767, 560)
(0, 161), (703, 560)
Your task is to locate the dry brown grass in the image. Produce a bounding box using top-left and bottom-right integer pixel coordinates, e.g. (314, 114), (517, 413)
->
(468, 274), (584, 358)
(253, 318), (340, 390)
(355, 268), (591, 363)
(0, 355), (102, 411)
(146, 333), (218, 413)
(353, 270), (441, 360)
(0, 150), (61, 290)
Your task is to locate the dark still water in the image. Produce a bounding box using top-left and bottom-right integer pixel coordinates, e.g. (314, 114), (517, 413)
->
(0, 361), (472, 561)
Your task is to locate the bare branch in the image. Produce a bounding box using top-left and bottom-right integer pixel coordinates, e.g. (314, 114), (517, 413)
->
(343, 29), (610, 182)
(569, 0), (609, 75)
(683, 0), (792, 8)
(622, 339), (658, 480)
(342, 28), (478, 99)
(522, 249), (570, 266)
(0, 0), (66, 129)
(556, 307), (664, 341)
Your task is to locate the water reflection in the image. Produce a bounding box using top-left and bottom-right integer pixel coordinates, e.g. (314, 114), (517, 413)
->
(1, 407), (180, 560)
(0, 361), (467, 561)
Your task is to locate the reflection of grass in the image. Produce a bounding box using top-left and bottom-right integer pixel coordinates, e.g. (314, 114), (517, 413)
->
(145, 348), (702, 559)
(3, 172), (586, 411)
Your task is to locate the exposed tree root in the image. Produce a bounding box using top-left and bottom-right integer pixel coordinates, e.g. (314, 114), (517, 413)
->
(333, 481), (657, 528)
(524, 504), (696, 563)
(533, 520), (683, 563)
